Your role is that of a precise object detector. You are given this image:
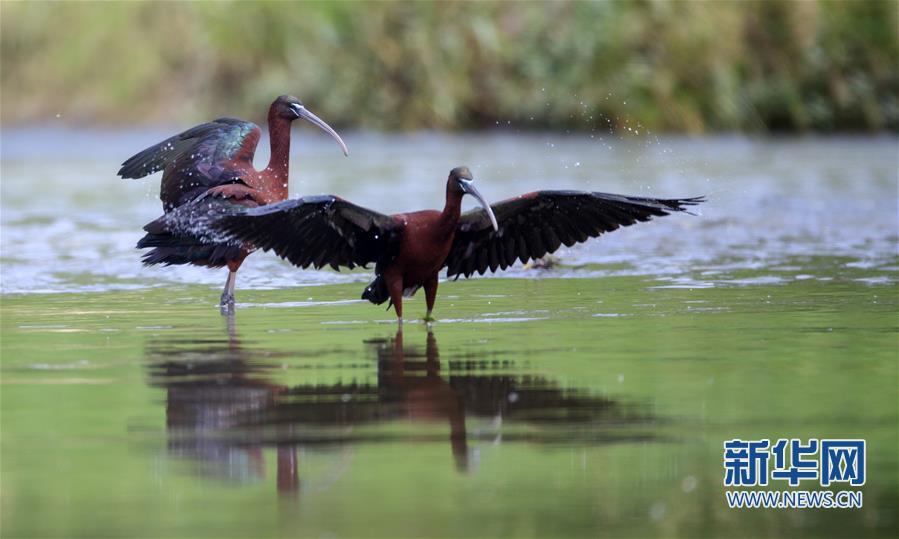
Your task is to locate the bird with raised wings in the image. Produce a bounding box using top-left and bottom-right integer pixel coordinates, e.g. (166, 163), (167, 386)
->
(118, 95), (348, 313)
(173, 166), (703, 322)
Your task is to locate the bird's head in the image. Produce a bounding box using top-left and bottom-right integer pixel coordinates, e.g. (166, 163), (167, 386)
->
(448, 167), (498, 231)
(273, 95), (348, 156)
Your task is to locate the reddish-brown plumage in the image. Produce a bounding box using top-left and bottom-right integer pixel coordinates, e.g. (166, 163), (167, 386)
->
(120, 95), (347, 313)
(197, 109), (295, 279)
(382, 180), (468, 318)
(233, 103), (294, 205)
(214, 166), (703, 321)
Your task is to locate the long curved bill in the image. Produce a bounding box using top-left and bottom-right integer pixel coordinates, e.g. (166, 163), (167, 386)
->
(461, 181), (499, 231)
(296, 106), (349, 156)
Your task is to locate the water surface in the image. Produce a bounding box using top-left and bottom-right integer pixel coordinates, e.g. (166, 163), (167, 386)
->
(2, 131), (896, 293)
(1, 132), (897, 537)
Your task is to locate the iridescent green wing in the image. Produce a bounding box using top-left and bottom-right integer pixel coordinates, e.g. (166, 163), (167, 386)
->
(118, 118), (261, 210)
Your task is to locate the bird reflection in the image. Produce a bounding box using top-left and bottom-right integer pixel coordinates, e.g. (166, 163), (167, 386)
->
(146, 317), (651, 495)
(374, 330), (469, 470)
(147, 316), (300, 494)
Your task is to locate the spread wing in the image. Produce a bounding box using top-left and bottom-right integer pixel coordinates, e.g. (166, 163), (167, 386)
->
(136, 195), (253, 268)
(445, 191), (704, 278)
(214, 196), (403, 271)
(118, 117), (261, 210)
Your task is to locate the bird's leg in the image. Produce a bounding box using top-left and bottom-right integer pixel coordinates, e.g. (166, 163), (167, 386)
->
(423, 275), (439, 323)
(387, 274), (404, 326)
(220, 259), (244, 315)
(220, 270), (237, 315)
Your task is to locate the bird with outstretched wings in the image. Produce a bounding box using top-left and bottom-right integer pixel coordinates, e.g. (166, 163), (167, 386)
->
(119, 95), (350, 313)
(208, 190), (703, 277)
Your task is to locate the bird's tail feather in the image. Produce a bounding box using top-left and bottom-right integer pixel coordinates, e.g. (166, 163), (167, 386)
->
(362, 274), (391, 306)
(137, 225), (240, 268)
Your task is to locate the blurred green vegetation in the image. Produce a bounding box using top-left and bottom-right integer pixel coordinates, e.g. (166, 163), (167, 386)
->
(1, 0), (897, 132)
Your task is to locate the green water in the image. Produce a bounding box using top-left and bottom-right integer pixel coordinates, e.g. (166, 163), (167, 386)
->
(2, 273), (896, 537)
(2, 131), (897, 536)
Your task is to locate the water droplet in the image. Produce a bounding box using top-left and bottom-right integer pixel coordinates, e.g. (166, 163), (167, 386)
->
(681, 476), (697, 492)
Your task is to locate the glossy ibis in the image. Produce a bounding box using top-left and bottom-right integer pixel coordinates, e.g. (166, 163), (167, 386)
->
(181, 167), (702, 322)
(118, 95), (348, 313)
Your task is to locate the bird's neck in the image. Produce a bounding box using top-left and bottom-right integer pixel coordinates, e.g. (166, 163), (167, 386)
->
(440, 189), (463, 232)
(265, 115), (292, 197)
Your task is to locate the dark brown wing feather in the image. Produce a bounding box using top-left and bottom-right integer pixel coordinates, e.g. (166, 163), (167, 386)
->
(213, 196), (403, 270)
(118, 118), (261, 210)
(136, 195), (252, 268)
(445, 191), (704, 278)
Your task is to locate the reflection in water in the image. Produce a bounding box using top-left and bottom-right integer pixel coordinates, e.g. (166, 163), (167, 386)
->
(146, 317), (652, 495)
(146, 318), (300, 494)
